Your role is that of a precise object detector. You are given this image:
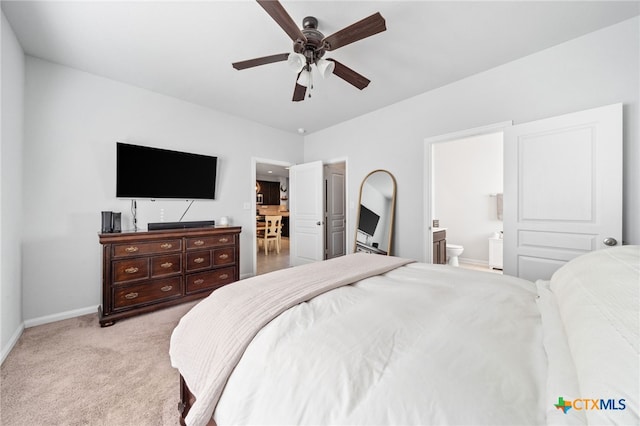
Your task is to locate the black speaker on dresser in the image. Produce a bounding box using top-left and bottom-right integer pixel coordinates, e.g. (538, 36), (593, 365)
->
(101, 211), (112, 233)
(101, 211), (122, 233)
(111, 212), (121, 233)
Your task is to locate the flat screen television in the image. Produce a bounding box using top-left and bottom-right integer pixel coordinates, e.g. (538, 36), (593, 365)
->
(358, 204), (380, 237)
(116, 142), (217, 199)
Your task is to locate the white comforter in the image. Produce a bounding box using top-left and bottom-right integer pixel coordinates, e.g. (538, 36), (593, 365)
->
(214, 263), (547, 425)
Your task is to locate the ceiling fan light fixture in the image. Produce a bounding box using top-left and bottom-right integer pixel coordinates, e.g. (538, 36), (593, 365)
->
(316, 58), (335, 79)
(287, 52), (306, 73)
(297, 69), (312, 88)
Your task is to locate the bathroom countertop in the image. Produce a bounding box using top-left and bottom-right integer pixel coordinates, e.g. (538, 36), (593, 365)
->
(432, 227), (448, 232)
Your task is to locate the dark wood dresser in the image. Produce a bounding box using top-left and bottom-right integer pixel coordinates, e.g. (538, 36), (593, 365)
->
(98, 226), (241, 326)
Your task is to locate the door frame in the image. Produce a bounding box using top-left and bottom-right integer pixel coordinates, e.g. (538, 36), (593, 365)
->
(423, 121), (513, 264)
(251, 157), (293, 276)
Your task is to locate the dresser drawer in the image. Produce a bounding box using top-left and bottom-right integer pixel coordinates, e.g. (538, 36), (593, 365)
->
(186, 251), (212, 272)
(113, 239), (182, 258)
(186, 267), (235, 294)
(113, 277), (182, 310)
(186, 234), (235, 250)
(113, 258), (149, 283)
(151, 254), (182, 277)
(213, 247), (235, 266)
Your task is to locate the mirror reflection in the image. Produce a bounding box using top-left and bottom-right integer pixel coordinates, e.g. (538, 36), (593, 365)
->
(354, 170), (396, 255)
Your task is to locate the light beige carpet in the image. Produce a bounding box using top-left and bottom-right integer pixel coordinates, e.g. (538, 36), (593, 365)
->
(1, 301), (199, 426)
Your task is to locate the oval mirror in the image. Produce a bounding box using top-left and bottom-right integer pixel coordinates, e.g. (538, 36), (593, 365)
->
(354, 170), (397, 255)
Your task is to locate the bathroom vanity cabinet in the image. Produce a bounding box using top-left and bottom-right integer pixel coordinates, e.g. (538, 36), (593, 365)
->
(433, 229), (447, 264)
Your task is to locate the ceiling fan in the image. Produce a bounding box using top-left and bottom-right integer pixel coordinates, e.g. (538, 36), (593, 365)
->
(232, 0), (386, 102)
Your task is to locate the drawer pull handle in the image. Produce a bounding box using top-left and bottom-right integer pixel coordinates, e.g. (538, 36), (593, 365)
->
(160, 262), (173, 269)
(193, 279), (205, 285)
(218, 253), (229, 260)
(194, 240), (205, 246)
(124, 267), (139, 274)
(160, 243), (173, 249)
(219, 273), (229, 280)
(194, 257), (205, 264)
(125, 246), (139, 253)
(218, 237), (229, 243)
(160, 285), (173, 292)
(124, 292), (139, 300)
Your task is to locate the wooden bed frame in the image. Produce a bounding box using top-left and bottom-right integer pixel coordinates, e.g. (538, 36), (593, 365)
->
(179, 375), (217, 426)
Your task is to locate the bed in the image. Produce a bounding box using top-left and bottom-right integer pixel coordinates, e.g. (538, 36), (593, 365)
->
(169, 246), (639, 426)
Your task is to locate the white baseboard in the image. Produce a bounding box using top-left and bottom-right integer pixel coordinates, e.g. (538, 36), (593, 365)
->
(459, 257), (488, 267)
(1, 322), (24, 365)
(23, 305), (98, 328)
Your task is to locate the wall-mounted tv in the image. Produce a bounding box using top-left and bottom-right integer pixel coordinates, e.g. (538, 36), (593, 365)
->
(116, 142), (217, 200)
(358, 205), (380, 237)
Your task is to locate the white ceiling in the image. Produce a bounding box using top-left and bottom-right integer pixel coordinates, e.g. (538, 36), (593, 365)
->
(3, 1), (639, 135)
(256, 162), (289, 178)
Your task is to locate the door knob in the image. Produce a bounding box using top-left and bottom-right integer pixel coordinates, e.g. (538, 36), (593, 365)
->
(603, 237), (618, 246)
(316, 221), (322, 226)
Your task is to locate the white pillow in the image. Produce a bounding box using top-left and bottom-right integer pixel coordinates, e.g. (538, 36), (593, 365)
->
(549, 246), (639, 425)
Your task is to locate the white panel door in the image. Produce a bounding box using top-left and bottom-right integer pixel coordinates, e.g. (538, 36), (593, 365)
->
(290, 161), (325, 266)
(504, 103), (622, 281)
(324, 163), (346, 259)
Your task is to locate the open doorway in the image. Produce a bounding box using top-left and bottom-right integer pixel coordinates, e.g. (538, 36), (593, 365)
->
(424, 122), (511, 272)
(254, 159), (292, 276)
(253, 158), (347, 275)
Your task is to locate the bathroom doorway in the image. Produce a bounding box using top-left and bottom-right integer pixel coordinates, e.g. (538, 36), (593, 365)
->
(425, 122), (510, 272)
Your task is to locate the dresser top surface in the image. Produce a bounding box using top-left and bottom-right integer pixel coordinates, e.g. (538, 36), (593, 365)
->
(99, 225), (241, 243)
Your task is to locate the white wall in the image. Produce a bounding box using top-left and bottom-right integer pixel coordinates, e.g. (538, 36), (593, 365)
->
(304, 17), (640, 261)
(433, 133), (503, 264)
(22, 57), (303, 322)
(1, 12), (25, 361)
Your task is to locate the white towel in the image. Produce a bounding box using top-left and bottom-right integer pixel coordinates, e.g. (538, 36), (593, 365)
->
(496, 193), (503, 220)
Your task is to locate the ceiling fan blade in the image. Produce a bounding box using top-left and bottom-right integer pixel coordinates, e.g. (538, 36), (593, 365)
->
(257, 0), (307, 44)
(327, 59), (370, 90)
(322, 12), (386, 51)
(292, 80), (307, 102)
(232, 53), (290, 70)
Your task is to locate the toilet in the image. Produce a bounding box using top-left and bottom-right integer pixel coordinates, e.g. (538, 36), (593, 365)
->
(446, 244), (464, 266)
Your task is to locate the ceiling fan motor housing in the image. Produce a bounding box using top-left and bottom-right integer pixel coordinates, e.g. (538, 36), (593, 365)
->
(294, 16), (326, 63)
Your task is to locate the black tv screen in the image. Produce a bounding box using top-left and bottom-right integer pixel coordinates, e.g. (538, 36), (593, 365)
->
(358, 205), (380, 237)
(116, 142), (217, 199)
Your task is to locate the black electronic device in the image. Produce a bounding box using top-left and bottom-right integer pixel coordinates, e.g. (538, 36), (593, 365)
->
(112, 212), (122, 233)
(101, 211), (122, 233)
(116, 142), (218, 200)
(358, 204), (380, 237)
(147, 220), (215, 231)
(101, 211), (113, 233)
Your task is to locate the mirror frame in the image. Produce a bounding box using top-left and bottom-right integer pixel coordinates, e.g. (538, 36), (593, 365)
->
(353, 169), (397, 255)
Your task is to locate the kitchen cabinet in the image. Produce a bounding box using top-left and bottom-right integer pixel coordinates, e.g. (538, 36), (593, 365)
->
(257, 180), (280, 205)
